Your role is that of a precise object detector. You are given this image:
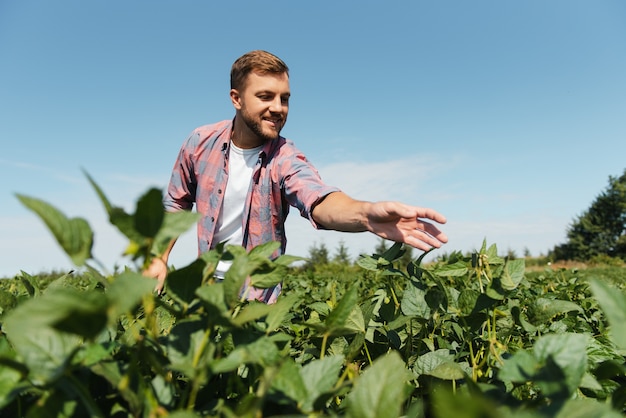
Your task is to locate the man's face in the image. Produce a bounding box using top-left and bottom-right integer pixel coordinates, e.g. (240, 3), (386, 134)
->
(231, 71), (290, 145)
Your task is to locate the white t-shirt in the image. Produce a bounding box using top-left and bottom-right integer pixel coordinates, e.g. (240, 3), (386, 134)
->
(213, 142), (262, 279)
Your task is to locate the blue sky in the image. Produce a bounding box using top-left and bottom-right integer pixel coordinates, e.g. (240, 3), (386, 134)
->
(1, 1), (625, 277)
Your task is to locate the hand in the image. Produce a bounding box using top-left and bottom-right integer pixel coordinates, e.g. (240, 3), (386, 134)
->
(142, 257), (168, 295)
(365, 201), (448, 252)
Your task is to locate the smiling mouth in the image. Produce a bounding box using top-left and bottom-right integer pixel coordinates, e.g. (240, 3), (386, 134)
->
(264, 118), (282, 128)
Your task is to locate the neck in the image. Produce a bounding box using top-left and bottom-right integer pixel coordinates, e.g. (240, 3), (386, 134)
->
(231, 117), (264, 149)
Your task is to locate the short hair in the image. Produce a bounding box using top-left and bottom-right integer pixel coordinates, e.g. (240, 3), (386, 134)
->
(230, 50), (289, 90)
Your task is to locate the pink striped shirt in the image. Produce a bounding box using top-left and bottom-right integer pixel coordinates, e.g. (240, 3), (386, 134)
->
(164, 119), (339, 303)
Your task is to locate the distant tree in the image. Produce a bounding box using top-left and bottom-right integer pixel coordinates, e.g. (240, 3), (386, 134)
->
(506, 248), (517, 259)
(553, 169), (626, 261)
(374, 238), (389, 255)
(332, 240), (352, 265)
(305, 242), (330, 269)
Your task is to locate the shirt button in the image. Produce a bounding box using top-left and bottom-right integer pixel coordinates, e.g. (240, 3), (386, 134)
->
(211, 217), (215, 222)
(218, 189), (222, 194)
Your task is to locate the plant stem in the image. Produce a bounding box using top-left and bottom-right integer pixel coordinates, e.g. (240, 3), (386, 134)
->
(321, 333), (328, 359)
(186, 328), (212, 409)
(363, 341), (373, 366)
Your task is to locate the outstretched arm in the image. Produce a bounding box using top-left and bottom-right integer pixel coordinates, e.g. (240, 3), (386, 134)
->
(311, 192), (448, 252)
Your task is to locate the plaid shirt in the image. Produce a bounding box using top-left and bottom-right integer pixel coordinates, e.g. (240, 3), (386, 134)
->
(164, 119), (339, 302)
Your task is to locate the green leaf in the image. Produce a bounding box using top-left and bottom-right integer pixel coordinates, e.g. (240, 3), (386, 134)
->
(166, 319), (209, 376)
(153, 210), (201, 255)
(499, 258), (525, 290)
(3, 291), (87, 384)
(343, 303), (365, 334)
(244, 243), (297, 290)
(0, 338), (24, 409)
(511, 305), (537, 333)
(273, 253), (306, 266)
(325, 286), (358, 333)
(554, 398), (624, 418)
(428, 361), (467, 380)
(249, 241), (281, 258)
(75, 341), (116, 366)
(401, 281), (430, 317)
(0, 289), (17, 315)
(151, 374), (175, 408)
(223, 247), (256, 307)
(48, 290), (109, 338)
(134, 188), (164, 238)
(231, 301), (273, 327)
(484, 243), (504, 265)
(311, 305), (365, 338)
(210, 346), (247, 374)
(16, 194), (93, 266)
(356, 254), (379, 271)
(0, 365), (22, 410)
(589, 279), (626, 350)
(168, 411), (203, 418)
(265, 293), (297, 332)
(270, 359), (308, 405)
(166, 258), (206, 305)
(299, 355), (344, 412)
(19, 272), (41, 297)
(379, 241), (405, 261)
(106, 271), (157, 320)
(528, 298), (583, 325)
(430, 387), (502, 418)
(7, 287), (108, 340)
(414, 349), (456, 376)
(457, 289), (479, 316)
(167, 410), (200, 418)
(432, 261), (468, 277)
(533, 333), (589, 398)
(211, 336), (280, 373)
(346, 352), (412, 418)
(498, 349), (538, 383)
(195, 283), (231, 323)
(248, 261), (285, 289)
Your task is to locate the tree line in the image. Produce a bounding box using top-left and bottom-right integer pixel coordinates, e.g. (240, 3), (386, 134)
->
(551, 168), (626, 262)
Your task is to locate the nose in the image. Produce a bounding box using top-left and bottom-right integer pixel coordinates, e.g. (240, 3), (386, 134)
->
(269, 96), (285, 113)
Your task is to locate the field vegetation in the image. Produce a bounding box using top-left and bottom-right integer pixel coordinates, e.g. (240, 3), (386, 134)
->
(1, 172), (626, 417)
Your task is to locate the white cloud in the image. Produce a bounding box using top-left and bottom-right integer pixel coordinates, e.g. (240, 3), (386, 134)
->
(0, 158), (83, 186)
(318, 153), (460, 202)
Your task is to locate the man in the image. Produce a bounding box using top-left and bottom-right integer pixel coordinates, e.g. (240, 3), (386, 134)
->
(144, 50), (448, 302)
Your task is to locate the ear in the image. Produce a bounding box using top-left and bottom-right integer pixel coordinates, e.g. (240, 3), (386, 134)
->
(230, 89), (242, 110)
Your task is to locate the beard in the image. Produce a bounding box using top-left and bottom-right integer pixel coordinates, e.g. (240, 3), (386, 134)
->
(240, 108), (284, 143)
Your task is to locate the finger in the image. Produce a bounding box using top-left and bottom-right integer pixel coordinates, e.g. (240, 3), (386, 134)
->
(406, 225), (448, 249)
(393, 203), (447, 224)
(415, 207), (447, 224)
(419, 222), (449, 244)
(405, 233), (440, 252)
